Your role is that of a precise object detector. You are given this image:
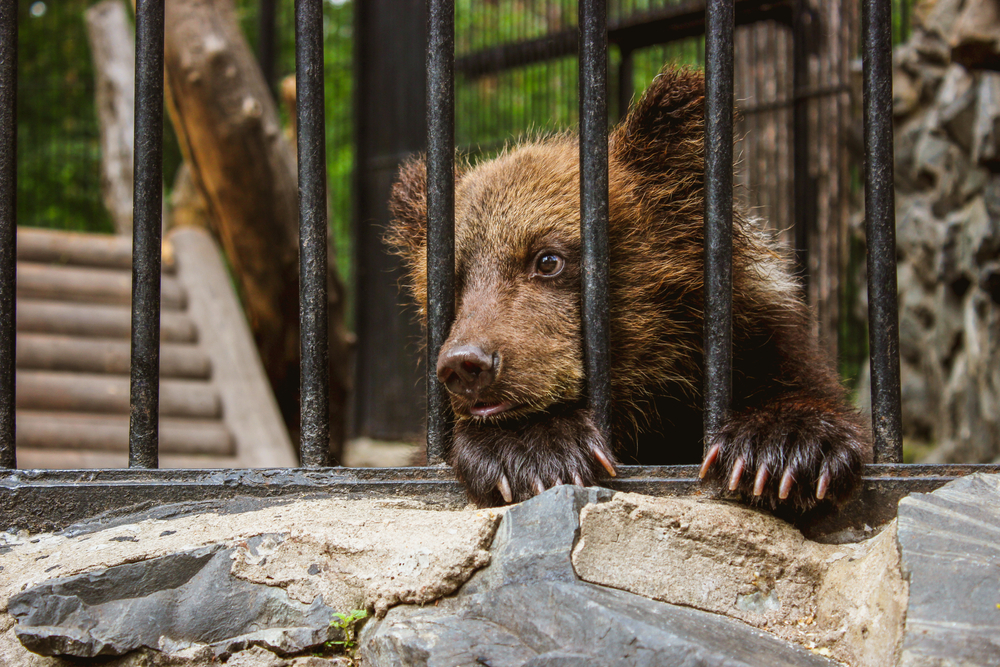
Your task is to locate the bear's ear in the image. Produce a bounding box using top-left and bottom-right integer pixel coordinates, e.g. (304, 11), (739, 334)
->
(386, 155), (429, 259)
(610, 66), (705, 176)
(386, 155), (466, 259)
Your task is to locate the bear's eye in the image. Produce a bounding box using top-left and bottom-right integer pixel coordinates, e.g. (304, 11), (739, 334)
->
(534, 252), (565, 278)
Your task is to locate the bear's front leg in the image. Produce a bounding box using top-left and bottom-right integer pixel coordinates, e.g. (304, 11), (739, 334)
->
(450, 407), (617, 507)
(699, 397), (869, 511)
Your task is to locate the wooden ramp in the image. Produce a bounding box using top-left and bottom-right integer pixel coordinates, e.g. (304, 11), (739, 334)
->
(14, 226), (296, 469)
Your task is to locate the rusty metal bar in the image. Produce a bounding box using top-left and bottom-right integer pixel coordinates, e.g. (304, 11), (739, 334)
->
(258, 0), (278, 97)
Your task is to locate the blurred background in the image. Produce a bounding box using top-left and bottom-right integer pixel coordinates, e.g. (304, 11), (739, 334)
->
(23, 0), (993, 469)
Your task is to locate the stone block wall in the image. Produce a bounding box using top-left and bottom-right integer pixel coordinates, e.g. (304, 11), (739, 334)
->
(879, 0), (1000, 462)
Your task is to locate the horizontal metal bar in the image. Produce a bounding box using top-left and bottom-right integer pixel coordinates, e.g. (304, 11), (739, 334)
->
(3, 464), (998, 536)
(455, 0), (792, 79)
(740, 84), (851, 116)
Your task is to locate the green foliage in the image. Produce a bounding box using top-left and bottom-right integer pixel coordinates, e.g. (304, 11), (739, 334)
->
(325, 608), (369, 652)
(17, 0), (113, 232)
(17, 0), (912, 321)
(454, 0), (705, 158)
(233, 0), (355, 299)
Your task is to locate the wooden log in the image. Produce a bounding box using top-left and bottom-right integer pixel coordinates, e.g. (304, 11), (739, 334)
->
(16, 333), (211, 379)
(16, 300), (198, 343)
(16, 411), (234, 456)
(16, 227), (176, 273)
(162, 0), (352, 460)
(16, 371), (221, 419)
(84, 0), (135, 236)
(17, 262), (186, 310)
(170, 226), (295, 466)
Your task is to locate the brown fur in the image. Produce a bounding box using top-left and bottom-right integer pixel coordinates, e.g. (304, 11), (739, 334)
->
(387, 67), (871, 511)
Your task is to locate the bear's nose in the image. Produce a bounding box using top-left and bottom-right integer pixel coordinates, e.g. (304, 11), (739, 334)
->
(437, 345), (495, 398)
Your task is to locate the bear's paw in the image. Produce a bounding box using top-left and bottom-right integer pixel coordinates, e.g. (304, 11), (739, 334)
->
(700, 398), (868, 511)
(450, 408), (616, 507)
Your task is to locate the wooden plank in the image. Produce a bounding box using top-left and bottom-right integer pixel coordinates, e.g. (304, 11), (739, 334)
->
(16, 411), (234, 455)
(13, 448), (239, 470)
(16, 333), (211, 378)
(85, 1), (136, 236)
(17, 262), (186, 310)
(163, 0), (352, 458)
(169, 227), (296, 467)
(16, 371), (221, 419)
(17, 299), (198, 343)
(16, 227), (176, 273)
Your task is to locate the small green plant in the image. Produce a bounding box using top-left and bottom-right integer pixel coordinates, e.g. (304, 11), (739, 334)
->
(326, 608), (370, 653)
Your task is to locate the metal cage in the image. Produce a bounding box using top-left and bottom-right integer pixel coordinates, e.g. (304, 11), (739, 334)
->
(1, 0), (997, 537)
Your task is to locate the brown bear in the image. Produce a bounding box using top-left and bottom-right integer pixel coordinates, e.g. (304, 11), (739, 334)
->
(387, 66), (870, 511)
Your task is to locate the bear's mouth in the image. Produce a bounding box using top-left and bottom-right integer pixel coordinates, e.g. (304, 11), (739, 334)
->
(470, 400), (516, 418)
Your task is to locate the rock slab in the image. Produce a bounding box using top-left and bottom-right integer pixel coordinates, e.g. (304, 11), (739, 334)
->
(360, 486), (839, 667)
(897, 473), (1000, 666)
(572, 492), (907, 667)
(0, 496), (501, 665)
(8, 540), (337, 658)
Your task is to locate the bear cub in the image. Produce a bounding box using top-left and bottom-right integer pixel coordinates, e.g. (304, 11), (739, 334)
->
(387, 67), (870, 512)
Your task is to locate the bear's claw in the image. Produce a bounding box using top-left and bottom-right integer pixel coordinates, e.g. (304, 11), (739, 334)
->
(699, 399), (868, 511)
(451, 407), (614, 507)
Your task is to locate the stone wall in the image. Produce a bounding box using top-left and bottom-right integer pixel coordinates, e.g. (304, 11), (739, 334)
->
(886, 0), (1000, 462)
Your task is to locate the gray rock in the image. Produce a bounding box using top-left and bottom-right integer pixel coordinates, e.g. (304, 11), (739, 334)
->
(897, 474), (1000, 666)
(572, 493), (906, 667)
(937, 66), (977, 151)
(0, 497), (497, 666)
(980, 259), (1000, 303)
(360, 486), (839, 667)
(7, 542), (339, 658)
(896, 198), (943, 288)
(889, 12), (1000, 463)
(950, 0), (1000, 70)
(973, 73), (1000, 167)
(916, 0), (967, 43)
(895, 69), (923, 118)
(912, 129), (971, 216)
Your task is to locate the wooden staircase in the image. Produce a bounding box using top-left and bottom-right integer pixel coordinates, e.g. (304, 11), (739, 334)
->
(13, 226), (296, 469)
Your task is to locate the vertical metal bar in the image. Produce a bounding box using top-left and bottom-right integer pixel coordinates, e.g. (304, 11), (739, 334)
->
(297, 0), (330, 468)
(862, 0), (902, 463)
(703, 0), (734, 446)
(0, 0), (16, 469)
(899, 0), (910, 43)
(426, 0), (455, 466)
(259, 0), (278, 98)
(579, 0), (611, 445)
(792, 0), (811, 292)
(129, 0), (164, 469)
(617, 47), (634, 122)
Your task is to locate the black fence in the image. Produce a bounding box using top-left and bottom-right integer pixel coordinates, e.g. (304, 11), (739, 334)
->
(1, 0), (998, 537)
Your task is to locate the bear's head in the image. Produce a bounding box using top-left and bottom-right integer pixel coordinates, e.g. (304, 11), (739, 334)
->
(386, 66), (709, 430)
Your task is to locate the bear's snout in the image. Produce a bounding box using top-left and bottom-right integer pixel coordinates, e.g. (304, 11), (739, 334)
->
(436, 344), (496, 400)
